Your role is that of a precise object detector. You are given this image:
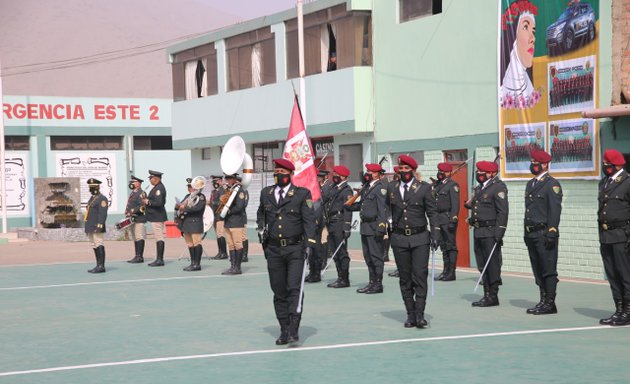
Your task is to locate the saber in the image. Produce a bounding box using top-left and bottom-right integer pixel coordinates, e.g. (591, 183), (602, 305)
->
(296, 257), (309, 314)
(474, 242), (498, 292)
(321, 239), (346, 277)
(431, 247), (436, 297)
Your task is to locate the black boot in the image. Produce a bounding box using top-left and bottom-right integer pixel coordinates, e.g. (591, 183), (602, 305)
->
(183, 247), (196, 271)
(89, 246), (106, 273)
(212, 237), (228, 260)
(276, 318), (289, 345)
(383, 238), (390, 262)
(190, 244), (202, 271)
(222, 250), (236, 275)
(472, 285), (499, 307)
(388, 269), (400, 278)
(435, 260), (446, 281)
(611, 301), (630, 326)
(527, 290), (546, 314)
(533, 292), (557, 315)
(357, 272), (374, 293)
(88, 247), (100, 273)
(600, 298), (624, 325)
(148, 241), (165, 266)
(224, 249), (243, 275)
(404, 300), (416, 328)
(242, 239), (249, 262)
(365, 275), (383, 294)
(305, 265), (321, 283)
(127, 241), (144, 263)
(442, 252), (457, 281)
(415, 299), (428, 328)
(328, 270), (350, 288)
(320, 242), (329, 271)
(287, 314), (301, 344)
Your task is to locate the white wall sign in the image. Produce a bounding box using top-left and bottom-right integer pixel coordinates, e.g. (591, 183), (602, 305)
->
(55, 153), (118, 211)
(1, 151), (30, 216)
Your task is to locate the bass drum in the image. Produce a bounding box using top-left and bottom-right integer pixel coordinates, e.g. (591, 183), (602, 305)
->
(203, 207), (214, 233)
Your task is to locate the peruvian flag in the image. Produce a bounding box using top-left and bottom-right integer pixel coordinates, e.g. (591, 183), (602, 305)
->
(282, 96), (321, 202)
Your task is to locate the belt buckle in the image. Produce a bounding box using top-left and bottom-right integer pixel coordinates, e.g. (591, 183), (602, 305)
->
(404, 228), (412, 236)
(526, 226), (532, 233)
(602, 223), (608, 230)
(280, 239), (287, 247)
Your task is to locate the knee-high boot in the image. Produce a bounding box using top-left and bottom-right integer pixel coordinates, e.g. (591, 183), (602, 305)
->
(148, 241), (165, 266)
(183, 247), (195, 271)
(242, 239), (249, 262)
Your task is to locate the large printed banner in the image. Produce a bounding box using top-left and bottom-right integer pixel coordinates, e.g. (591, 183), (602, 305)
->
(55, 153), (118, 211)
(499, 0), (600, 179)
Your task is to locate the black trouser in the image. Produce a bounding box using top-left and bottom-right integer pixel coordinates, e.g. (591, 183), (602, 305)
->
(329, 224), (350, 272)
(310, 227), (324, 271)
(439, 222), (458, 264)
(393, 243), (429, 305)
(474, 237), (502, 287)
(361, 234), (384, 277)
(525, 235), (559, 294)
(600, 242), (630, 300)
(265, 244), (305, 321)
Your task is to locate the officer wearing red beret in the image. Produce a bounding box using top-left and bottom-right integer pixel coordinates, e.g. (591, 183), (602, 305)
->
(466, 160), (509, 307)
(433, 162), (460, 281)
(346, 163), (390, 294)
(256, 158), (317, 344)
(524, 150), (563, 315)
(305, 170), (332, 283)
(598, 149), (630, 326)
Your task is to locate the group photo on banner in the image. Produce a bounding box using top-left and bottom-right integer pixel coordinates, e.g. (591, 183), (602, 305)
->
(499, 0), (600, 179)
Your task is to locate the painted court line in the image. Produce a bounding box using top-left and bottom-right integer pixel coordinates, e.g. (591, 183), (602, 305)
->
(0, 325), (620, 377)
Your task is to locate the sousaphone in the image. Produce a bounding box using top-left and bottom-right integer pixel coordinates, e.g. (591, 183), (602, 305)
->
(218, 136), (253, 218)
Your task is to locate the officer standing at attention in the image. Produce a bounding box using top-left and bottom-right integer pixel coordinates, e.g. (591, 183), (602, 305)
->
(466, 161), (509, 307)
(305, 170), (332, 283)
(433, 162), (460, 281)
(175, 178), (207, 271)
(524, 150), (563, 315)
(143, 170), (168, 267)
(209, 175), (228, 260)
(387, 155), (439, 328)
(126, 176), (147, 264)
(257, 158), (317, 345)
(236, 174), (250, 263)
(346, 163), (389, 294)
(85, 178), (109, 273)
(222, 173), (249, 275)
(388, 166), (401, 278)
(325, 165), (354, 288)
(598, 149), (630, 326)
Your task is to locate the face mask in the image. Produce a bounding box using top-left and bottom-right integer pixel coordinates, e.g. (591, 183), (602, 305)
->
(603, 164), (616, 177)
(476, 172), (488, 185)
(89, 187), (99, 196)
(332, 176), (342, 185)
(212, 182), (220, 189)
(274, 173), (291, 187)
(128, 182), (135, 190)
(363, 173), (373, 184)
(436, 172), (446, 181)
(399, 171), (414, 183)
(529, 163), (543, 176)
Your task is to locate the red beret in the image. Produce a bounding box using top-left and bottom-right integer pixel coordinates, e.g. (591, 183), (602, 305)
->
(333, 165), (350, 177)
(437, 162), (452, 172)
(603, 149), (626, 166)
(476, 161), (498, 173)
(393, 166), (399, 173)
(530, 150), (552, 163)
(398, 155), (418, 170)
(273, 158), (295, 171)
(365, 163), (384, 173)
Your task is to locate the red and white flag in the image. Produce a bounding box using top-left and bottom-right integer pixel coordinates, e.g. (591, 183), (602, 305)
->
(283, 96), (321, 202)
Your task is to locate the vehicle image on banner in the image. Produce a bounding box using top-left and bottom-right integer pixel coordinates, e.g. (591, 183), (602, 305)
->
(546, 2), (595, 56)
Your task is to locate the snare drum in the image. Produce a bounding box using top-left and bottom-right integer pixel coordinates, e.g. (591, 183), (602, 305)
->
(115, 216), (135, 230)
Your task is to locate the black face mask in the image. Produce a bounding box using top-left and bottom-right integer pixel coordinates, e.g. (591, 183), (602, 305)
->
(274, 173), (291, 187)
(332, 176), (342, 185)
(530, 163), (543, 176)
(603, 164), (616, 177)
(476, 172), (488, 185)
(128, 182), (135, 190)
(399, 171), (414, 183)
(363, 173), (373, 184)
(436, 172), (446, 181)
(89, 187), (99, 196)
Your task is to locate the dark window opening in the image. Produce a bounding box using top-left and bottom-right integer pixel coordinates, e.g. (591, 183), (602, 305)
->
(133, 136), (173, 150)
(400, 0), (442, 23)
(51, 136), (124, 151)
(4, 136), (30, 150)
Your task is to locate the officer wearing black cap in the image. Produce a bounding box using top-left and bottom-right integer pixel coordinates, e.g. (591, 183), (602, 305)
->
(257, 158), (317, 345)
(209, 175), (228, 260)
(236, 173), (250, 263)
(143, 170), (168, 267)
(85, 178), (109, 273)
(125, 176), (147, 263)
(175, 177), (207, 271)
(221, 173), (249, 275)
(305, 169), (331, 283)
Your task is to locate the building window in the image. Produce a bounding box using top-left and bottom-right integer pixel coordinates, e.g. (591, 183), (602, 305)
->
(226, 27), (276, 91)
(51, 136), (124, 150)
(133, 136), (172, 150)
(172, 43), (218, 102)
(253, 142), (284, 172)
(286, 5), (372, 79)
(399, 0), (442, 23)
(339, 144), (363, 182)
(443, 149), (467, 162)
(4, 136), (30, 150)
(202, 148), (213, 160)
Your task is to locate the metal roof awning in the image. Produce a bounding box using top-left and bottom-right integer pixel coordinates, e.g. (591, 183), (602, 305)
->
(582, 104), (630, 118)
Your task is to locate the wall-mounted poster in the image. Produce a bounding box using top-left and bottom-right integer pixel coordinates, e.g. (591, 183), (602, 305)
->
(498, 0), (600, 179)
(1, 152), (30, 216)
(55, 153), (118, 211)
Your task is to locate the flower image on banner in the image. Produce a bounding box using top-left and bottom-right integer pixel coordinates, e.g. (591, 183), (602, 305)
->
(498, 0), (600, 179)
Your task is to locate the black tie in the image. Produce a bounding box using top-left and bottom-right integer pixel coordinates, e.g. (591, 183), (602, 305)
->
(278, 189), (285, 204)
(532, 179), (537, 187)
(605, 178), (613, 188)
(403, 184), (408, 200)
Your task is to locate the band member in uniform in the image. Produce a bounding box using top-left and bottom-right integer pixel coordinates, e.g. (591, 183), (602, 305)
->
(175, 178), (207, 271)
(209, 175), (228, 260)
(387, 156), (438, 327)
(85, 178), (109, 273)
(143, 170), (168, 267)
(325, 165), (354, 288)
(237, 174), (250, 263)
(433, 163), (460, 281)
(256, 159), (317, 345)
(524, 150), (563, 315)
(126, 176), (147, 264)
(347, 163), (389, 294)
(598, 149), (630, 326)
(466, 161), (509, 307)
(221, 173), (249, 275)
(305, 170), (331, 283)
(388, 166), (401, 278)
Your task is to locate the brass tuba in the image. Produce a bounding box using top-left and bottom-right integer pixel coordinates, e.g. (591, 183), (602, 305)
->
(217, 136), (253, 218)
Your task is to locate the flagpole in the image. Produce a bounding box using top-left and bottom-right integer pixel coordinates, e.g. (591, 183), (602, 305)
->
(297, 0), (306, 124)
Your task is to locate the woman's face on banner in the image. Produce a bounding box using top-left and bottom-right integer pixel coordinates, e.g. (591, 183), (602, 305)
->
(516, 14), (536, 68)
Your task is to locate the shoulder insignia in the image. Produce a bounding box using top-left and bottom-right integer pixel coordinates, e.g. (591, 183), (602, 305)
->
(552, 186), (561, 194)
(101, 200), (107, 208)
(156, 190), (161, 196)
(306, 199), (313, 208)
(497, 192), (505, 199)
(412, 183), (418, 191)
(454, 186), (459, 192)
(268, 188), (274, 195)
(615, 177), (621, 183)
(288, 189), (295, 197)
(239, 192), (245, 199)
(381, 188), (387, 196)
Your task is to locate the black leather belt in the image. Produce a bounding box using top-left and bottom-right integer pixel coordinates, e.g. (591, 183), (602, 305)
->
(328, 210), (343, 217)
(525, 223), (547, 233)
(266, 235), (304, 247)
(469, 219), (496, 228)
(361, 216), (377, 223)
(438, 208), (450, 213)
(393, 226), (427, 236)
(600, 221), (630, 231)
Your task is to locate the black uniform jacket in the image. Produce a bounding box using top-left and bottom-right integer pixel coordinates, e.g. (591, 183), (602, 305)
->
(324, 181), (354, 233)
(316, 180), (334, 230)
(224, 185), (249, 228)
(346, 179), (389, 236)
(85, 193), (108, 233)
(524, 173), (562, 239)
(177, 192), (206, 233)
(432, 177), (460, 226)
(210, 186), (227, 222)
(387, 178), (438, 248)
(125, 189), (147, 224)
(467, 177), (509, 239)
(598, 170), (630, 244)
(145, 182), (168, 222)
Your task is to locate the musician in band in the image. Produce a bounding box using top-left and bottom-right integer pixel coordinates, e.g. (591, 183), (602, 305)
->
(256, 158), (317, 345)
(143, 170), (168, 267)
(209, 175), (228, 260)
(387, 156), (439, 328)
(346, 163), (390, 294)
(221, 173), (249, 275)
(325, 165), (354, 288)
(85, 178), (109, 273)
(465, 161), (509, 307)
(305, 170), (332, 283)
(432, 163), (460, 281)
(175, 178), (207, 271)
(126, 176), (147, 264)
(237, 174), (250, 263)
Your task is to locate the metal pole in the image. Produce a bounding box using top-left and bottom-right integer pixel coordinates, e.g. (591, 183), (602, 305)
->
(0, 59), (7, 233)
(297, 0), (307, 123)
